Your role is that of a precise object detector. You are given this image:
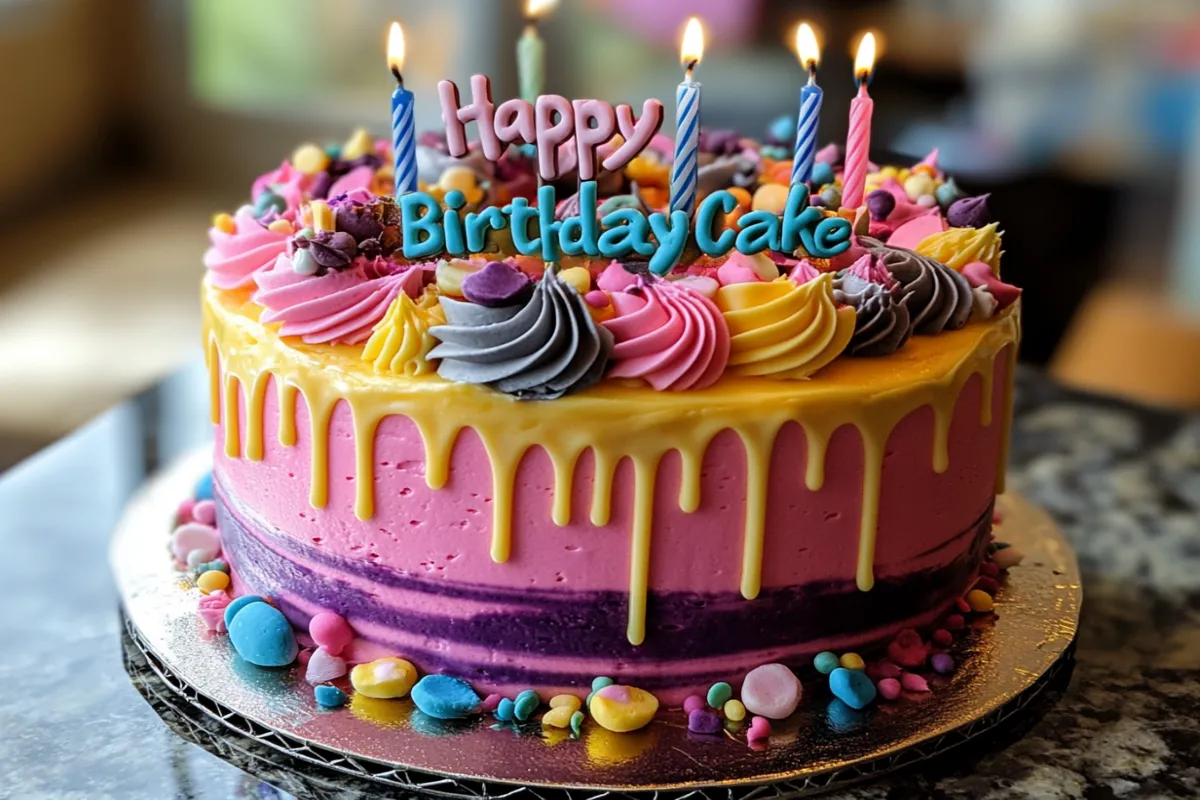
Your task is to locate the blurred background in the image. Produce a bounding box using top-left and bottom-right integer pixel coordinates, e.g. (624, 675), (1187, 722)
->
(0, 0), (1197, 469)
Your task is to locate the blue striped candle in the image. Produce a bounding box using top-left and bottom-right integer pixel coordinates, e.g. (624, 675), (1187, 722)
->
(790, 76), (823, 186)
(669, 78), (700, 216)
(391, 84), (417, 196)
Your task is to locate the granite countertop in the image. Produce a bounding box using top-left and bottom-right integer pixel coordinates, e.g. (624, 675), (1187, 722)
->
(1, 364), (1197, 799)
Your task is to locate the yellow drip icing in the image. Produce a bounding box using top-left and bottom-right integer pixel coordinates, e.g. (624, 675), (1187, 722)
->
(207, 335), (220, 425)
(203, 278), (1021, 646)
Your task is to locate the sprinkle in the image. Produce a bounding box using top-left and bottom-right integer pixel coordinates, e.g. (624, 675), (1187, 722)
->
(966, 589), (995, 613)
(569, 710), (585, 737)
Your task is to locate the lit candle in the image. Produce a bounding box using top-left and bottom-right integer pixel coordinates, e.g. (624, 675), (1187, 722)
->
(387, 22), (418, 196)
(841, 32), (877, 210)
(517, 0), (557, 103)
(791, 23), (823, 187)
(669, 17), (705, 216)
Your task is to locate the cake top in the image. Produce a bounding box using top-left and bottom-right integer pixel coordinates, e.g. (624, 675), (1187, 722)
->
(204, 74), (1019, 400)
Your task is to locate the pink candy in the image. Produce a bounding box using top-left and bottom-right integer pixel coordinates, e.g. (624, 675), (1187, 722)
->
(197, 590), (231, 633)
(308, 612), (353, 657)
(170, 522), (220, 562)
(596, 261), (638, 292)
(481, 693), (503, 712)
(877, 678), (902, 701)
(584, 290), (610, 309)
(887, 629), (929, 669)
(747, 716), (771, 742)
(683, 695), (706, 715)
(192, 500), (216, 526)
(901, 673), (930, 693)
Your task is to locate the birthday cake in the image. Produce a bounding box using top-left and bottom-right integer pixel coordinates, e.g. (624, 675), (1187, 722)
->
(184, 23), (1022, 736)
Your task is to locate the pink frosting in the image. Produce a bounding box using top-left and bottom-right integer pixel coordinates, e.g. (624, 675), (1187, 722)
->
(789, 259), (822, 284)
(596, 261), (639, 292)
(203, 207), (291, 290)
(845, 253), (898, 290)
(251, 160), (310, 211)
(962, 262), (1022, 309)
(253, 256), (426, 345)
(328, 166), (376, 198)
(602, 280), (730, 391)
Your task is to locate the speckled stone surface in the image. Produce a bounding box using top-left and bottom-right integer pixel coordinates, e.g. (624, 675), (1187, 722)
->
(0, 365), (1197, 799)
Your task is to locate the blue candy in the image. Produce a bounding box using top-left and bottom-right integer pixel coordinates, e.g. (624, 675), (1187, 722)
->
(810, 161), (835, 189)
(223, 594), (265, 629)
(315, 685), (347, 708)
(766, 114), (793, 146)
(826, 698), (869, 734)
(591, 676), (614, 692)
(513, 689), (540, 722)
(829, 667), (877, 710)
(411, 674), (482, 720)
(194, 471), (214, 501)
(495, 697), (515, 722)
(813, 651), (840, 675)
(227, 600), (298, 667)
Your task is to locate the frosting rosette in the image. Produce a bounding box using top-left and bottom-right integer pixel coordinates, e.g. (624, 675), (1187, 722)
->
(601, 279), (730, 391)
(715, 273), (855, 379)
(833, 272), (913, 357)
(203, 206), (290, 290)
(428, 266), (613, 400)
(253, 255), (425, 345)
(915, 222), (1003, 272)
(361, 291), (445, 376)
(863, 238), (973, 335)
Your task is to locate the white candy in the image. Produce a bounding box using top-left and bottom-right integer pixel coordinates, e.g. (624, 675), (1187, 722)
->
(170, 523), (220, 562)
(305, 647), (348, 684)
(741, 663), (803, 720)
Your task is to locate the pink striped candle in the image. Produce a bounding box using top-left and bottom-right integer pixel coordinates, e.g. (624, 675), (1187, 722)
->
(841, 33), (877, 211)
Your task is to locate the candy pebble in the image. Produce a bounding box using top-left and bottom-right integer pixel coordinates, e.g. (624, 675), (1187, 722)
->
(810, 161), (835, 188)
(904, 173), (935, 201)
(839, 653), (865, 671)
(201, 559), (228, 574)
(688, 709), (722, 735)
(194, 472), (214, 501)
(829, 667), (877, 710)
(992, 546), (1025, 570)
(887, 629), (929, 668)
(947, 194), (991, 228)
(584, 289), (610, 309)
(813, 651), (840, 675)
(751, 183), (790, 214)
(741, 663), (802, 720)
(341, 128), (375, 161)
(866, 189), (895, 221)
(542, 706), (575, 728)
(916, 193), (938, 208)
(870, 661), (902, 681)
(513, 689), (540, 722)
(935, 178), (963, 209)
(292, 143), (331, 176)
(291, 249), (318, 277)
(932, 629), (953, 646)
(683, 695), (706, 715)
(222, 594), (264, 629)
(967, 589), (995, 613)
(569, 710), (585, 737)
(724, 699), (747, 722)
(747, 716), (771, 743)
(227, 600), (298, 667)
(254, 191), (287, 217)
(975, 576), (1000, 595)
(495, 698), (516, 722)
(589, 685), (659, 733)
(945, 614), (966, 631)
(980, 561), (1000, 578)
(212, 212), (237, 235)
(462, 262), (533, 307)
(481, 693), (503, 712)
(315, 685), (348, 709)
(901, 673), (930, 693)
(558, 267), (592, 295)
(411, 674), (482, 720)
(350, 657), (418, 699)
(308, 612), (353, 657)
(549, 694), (582, 713)
(706, 682), (733, 709)
(305, 647), (347, 684)
(186, 549), (207, 569)
(956, 597), (972, 613)
(878, 677), (902, 700)
(176, 498), (196, 525)
(819, 186), (842, 209)
(435, 258), (482, 296)
(197, 570), (230, 594)
(192, 500), (216, 526)
(171, 523), (220, 562)
(931, 653), (956, 674)
(591, 676), (615, 691)
(267, 218), (294, 235)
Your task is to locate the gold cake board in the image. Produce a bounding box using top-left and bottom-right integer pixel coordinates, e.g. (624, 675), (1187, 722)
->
(112, 450), (1080, 797)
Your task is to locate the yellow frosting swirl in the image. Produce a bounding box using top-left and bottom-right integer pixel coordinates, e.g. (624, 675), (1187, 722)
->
(434, 258), (482, 296)
(716, 273), (855, 379)
(915, 223), (1003, 272)
(361, 291), (445, 376)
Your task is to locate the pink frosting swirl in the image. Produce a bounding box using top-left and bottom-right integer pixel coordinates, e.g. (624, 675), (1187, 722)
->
(251, 160), (310, 211)
(602, 279), (730, 391)
(203, 206), (291, 290)
(253, 255), (426, 345)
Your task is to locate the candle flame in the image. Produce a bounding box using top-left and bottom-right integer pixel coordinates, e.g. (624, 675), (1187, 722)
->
(794, 22), (820, 69)
(680, 17), (705, 68)
(525, 0), (558, 19)
(387, 22), (406, 75)
(853, 32), (877, 79)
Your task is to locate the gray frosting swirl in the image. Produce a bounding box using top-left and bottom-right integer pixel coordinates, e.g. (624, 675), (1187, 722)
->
(428, 266), (613, 400)
(860, 237), (973, 335)
(833, 273), (913, 357)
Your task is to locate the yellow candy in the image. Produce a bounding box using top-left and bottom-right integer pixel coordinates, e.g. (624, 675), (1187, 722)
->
(723, 699), (746, 722)
(435, 258), (481, 296)
(916, 223), (1004, 272)
(966, 589), (995, 613)
(879, 166), (898, 178)
(839, 652), (866, 670)
(904, 173), (936, 201)
(310, 200), (335, 233)
(549, 694), (583, 713)
(542, 706), (575, 728)
(624, 154), (670, 187)
(196, 570), (229, 594)
(342, 127), (376, 162)
(267, 218), (294, 235)
(559, 267), (592, 295)
(588, 685), (659, 733)
(292, 143), (330, 176)
(751, 183), (790, 215)
(212, 213), (236, 235)
(350, 657), (418, 699)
